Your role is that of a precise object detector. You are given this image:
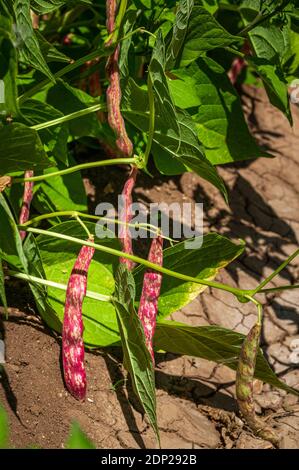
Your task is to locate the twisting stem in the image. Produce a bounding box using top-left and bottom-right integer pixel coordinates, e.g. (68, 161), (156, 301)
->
(13, 158), (136, 184)
(21, 226), (249, 297)
(7, 270), (111, 302)
(30, 103), (106, 131)
(18, 210), (178, 243)
(253, 249), (299, 295)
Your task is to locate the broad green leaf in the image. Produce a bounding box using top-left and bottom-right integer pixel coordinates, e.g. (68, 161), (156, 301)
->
(30, 0), (67, 13)
(123, 78), (227, 198)
(33, 157), (87, 216)
(31, 0), (92, 14)
(248, 57), (292, 124)
(112, 265), (160, 445)
(0, 405), (9, 449)
(66, 422), (95, 449)
(13, 0), (54, 80)
(149, 31), (181, 154)
(240, 0), (291, 62)
(166, 0), (194, 69)
(0, 6), (19, 117)
(37, 221), (120, 347)
(134, 233), (244, 318)
(0, 193), (29, 271)
(168, 58), (270, 164)
(0, 258), (7, 313)
(47, 79), (104, 139)
(0, 123), (52, 174)
(36, 30), (70, 63)
(21, 99), (69, 165)
(180, 5), (242, 67)
(155, 321), (299, 397)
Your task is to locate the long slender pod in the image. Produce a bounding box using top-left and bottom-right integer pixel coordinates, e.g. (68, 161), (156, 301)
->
(236, 322), (280, 446)
(105, 0), (133, 157)
(19, 170), (34, 241)
(119, 166), (137, 270)
(138, 234), (163, 362)
(62, 237), (95, 400)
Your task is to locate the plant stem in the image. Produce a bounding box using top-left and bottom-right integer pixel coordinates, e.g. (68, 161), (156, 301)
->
(13, 158), (136, 184)
(75, 215), (92, 238)
(253, 249), (299, 295)
(18, 47), (111, 104)
(7, 270), (110, 302)
(20, 210), (177, 243)
(258, 284), (299, 294)
(143, 75), (155, 168)
(22, 227), (249, 297)
(224, 46), (246, 58)
(30, 103), (106, 131)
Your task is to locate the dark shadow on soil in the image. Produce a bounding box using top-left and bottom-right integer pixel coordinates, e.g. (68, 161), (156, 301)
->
(103, 353), (147, 449)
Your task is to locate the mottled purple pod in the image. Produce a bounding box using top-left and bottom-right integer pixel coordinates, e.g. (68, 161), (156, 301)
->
(106, 48), (133, 157)
(138, 234), (163, 362)
(19, 170), (34, 241)
(236, 323), (280, 446)
(106, 0), (117, 42)
(62, 238), (95, 400)
(119, 167), (137, 270)
(105, 0), (133, 157)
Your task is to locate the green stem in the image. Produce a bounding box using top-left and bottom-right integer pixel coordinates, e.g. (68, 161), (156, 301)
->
(18, 47), (111, 104)
(224, 46), (246, 58)
(75, 215), (91, 238)
(19, 210), (177, 243)
(244, 295), (263, 325)
(258, 284), (299, 294)
(7, 270), (110, 303)
(13, 158), (136, 183)
(143, 75), (155, 168)
(22, 227), (249, 297)
(30, 103), (106, 131)
(253, 249), (299, 295)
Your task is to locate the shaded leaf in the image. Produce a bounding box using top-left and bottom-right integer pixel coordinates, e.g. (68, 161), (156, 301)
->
(166, 0), (194, 69)
(0, 123), (52, 174)
(0, 193), (29, 271)
(13, 0), (54, 80)
(0, 258), (7, 313)
(112, 265), (160, 445)
(155, 321), (299, 397)
(21, 99), (69, 164)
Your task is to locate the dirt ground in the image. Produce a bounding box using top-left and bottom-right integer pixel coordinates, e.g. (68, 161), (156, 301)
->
(0, 86), (298, 449)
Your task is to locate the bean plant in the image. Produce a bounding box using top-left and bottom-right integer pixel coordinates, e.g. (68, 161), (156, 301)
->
(0, 0), (298, 447)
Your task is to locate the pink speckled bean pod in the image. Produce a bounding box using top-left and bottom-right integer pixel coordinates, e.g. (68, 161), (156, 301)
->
(138, 234), (163, 362)
(119, 167), (137, 270)
(19, 170), (34, 241)
(62, 238), (95, 400)
(236, 323), (280, 446)
(105, 0), (133, 157)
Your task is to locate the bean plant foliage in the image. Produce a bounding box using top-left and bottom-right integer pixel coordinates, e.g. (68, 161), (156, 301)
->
(0, 0), (299, 446)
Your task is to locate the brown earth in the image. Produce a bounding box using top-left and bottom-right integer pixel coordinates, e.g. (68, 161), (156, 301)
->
(0, 85), (298, 449)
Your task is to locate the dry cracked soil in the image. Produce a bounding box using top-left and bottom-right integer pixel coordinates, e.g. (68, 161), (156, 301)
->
(0, 85), (298, 449)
